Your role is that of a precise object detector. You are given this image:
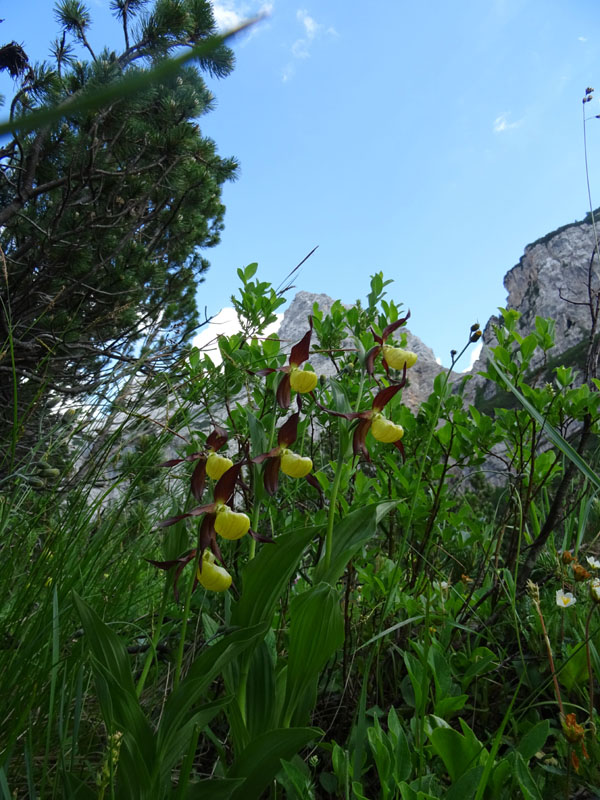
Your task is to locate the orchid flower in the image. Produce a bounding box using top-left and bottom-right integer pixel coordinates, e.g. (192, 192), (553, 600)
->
(151, 463), (271, 599)
(252, 412), (318, 495)
(256, 319), (317, 408)
(317, 384), (405, 461)
(160, 426), (231, 501)
(365, 314), (417, 380)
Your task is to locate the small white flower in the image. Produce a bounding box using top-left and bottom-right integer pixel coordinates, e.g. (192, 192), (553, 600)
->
(591, 579), (600, 604)
(586, 555), (600, 570)
(556, 589), (576, 608)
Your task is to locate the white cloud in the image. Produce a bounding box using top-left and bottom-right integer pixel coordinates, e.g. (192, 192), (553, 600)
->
(211, 1), (273, 33)
(283, 8), (337, 80)
(493, 112), (522, 133)
(192, 307), (283, 365)
(579, 36), (588, 42)
(212, 4), (245, 30)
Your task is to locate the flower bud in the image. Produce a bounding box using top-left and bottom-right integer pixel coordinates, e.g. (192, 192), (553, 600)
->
(371, 414), (404, 443)
(573, 564), (591, 582)
(206, 451), (233, 481)
(280, 449), (313, 478)
(289, 366), (318, 393)
(382, 346), (417, 370)
(197, 550), (232, 592)
(590, 578), (600, 604)
(214, 505), (250, 540)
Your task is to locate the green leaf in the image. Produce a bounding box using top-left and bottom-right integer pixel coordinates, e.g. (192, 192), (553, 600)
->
(73, 593), (156, 774)
(367, 719), (394, 799)
(181, 777), (245, 799)
(429, 723), (486, 783)
(387, 708), (412, 783)
(158, 696), (230, 781)
(245, 639), (276, 738)
(282, 583), (344, 726)
(157, 623), (269, 762)
(519, 333), (538, 362)
(434, 694), (468, 716)
(232, 526), (317, 629)
(227, 727), (322, 800)
(517, 720), (550, 762)
(313, 502), (396, 585)
(512, 752), (543, 800)
(445, 766), (484, 800)
(485, 348), (600, 491)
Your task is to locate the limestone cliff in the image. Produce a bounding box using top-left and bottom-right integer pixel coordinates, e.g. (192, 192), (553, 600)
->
(469, 209), (600, 399)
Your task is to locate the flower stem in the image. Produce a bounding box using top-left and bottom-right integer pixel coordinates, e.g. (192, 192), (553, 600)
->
(324, 421), (345, 573)
(586, 604), (596, 732)
(173, 547), (201, 690)
(136, 582), (169, 697)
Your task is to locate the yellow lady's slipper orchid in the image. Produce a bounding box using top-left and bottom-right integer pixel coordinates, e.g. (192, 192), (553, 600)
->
(371, 414), (404, 443)
(280, 449), (313, 478)
(197, 550), (232, 592)
(289, 366), (318, 394)
(206, 451), (233, 481)
(214, 504), (250, 540)
(382, 346), (417, 370)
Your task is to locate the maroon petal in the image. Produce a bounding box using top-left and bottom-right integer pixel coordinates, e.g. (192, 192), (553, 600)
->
(253, 367), (279, 377)
(190, 458), (207, 501)
(160, 452), (203, 467)
(381, 312), (411, 342)
(353, 418), (372, 460)
(205, 426), (228, 452)
(199, 515), (216, 564)
(370, 326), (384, 346)
(249, 528), (274, 543)
(214, 462), (243, 504)
(278, 412), (299, 447)
(160, 457), (186, 468)
(276, 373), (292, 409)
(304, 472), (323, 494)
(147, 549), (197, 603)
(372, 384), (403, 412)
(288, 319), (313, 366)
(264, 455), (281, 496)
(312, 395), (367, 420)
(365, 345), (382, 377)
(392, 439), (406, 460)
(252, 446), (281, 464)
(158, 502), (217, 528)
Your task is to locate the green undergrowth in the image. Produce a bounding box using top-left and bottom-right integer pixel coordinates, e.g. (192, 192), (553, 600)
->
(2, 268), (600, 799)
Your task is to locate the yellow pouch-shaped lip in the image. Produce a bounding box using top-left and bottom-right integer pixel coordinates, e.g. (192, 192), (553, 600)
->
(371, 414), (404, 443)
(214, 505), (250, 540)
(382, 346), (417, 370)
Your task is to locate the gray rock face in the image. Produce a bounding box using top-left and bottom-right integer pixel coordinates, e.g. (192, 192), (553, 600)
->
(278, 290), (452, 412)
(469, 212), (600, 395)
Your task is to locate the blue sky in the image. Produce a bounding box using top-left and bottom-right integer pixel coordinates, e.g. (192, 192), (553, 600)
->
(2, 1), (600, 366)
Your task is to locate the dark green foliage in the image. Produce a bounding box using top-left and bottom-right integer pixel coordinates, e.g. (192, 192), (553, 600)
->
(0, 0), (238, 465)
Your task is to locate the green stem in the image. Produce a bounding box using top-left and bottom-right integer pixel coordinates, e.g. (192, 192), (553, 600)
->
(175, 724), (200, 799)
(173, 549), (201, 690)
(324, 422), (345, 573)
(136, 582), (169, 697)
(586, 604), (596, 732)
(248, 481), (261, 561)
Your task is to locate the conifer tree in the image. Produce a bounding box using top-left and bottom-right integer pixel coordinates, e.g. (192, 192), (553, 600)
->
(0, 0), (238, 460)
